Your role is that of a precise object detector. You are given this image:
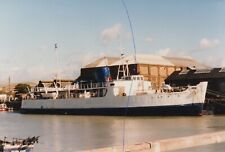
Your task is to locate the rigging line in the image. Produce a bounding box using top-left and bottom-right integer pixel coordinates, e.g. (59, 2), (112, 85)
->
(207, 89), (225, 98)
(122, 79), (134, 152)
(207, 89), (225, 94)
(120, 0), (137, 151)
(121, 0), (137, 63)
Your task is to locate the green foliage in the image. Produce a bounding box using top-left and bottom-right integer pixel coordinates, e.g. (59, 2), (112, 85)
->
(14, 83), (31, 94)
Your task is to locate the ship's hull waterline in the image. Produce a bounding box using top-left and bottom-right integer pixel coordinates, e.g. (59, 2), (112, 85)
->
(21, 103), (203, 116)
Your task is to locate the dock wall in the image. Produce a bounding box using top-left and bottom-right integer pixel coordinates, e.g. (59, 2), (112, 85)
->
(81, 131), (225, 152)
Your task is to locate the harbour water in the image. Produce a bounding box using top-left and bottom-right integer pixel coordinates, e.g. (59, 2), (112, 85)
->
(1, 112), (225, 152)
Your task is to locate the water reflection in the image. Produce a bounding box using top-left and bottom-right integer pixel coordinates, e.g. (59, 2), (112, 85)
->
(0, 113), (225, 152)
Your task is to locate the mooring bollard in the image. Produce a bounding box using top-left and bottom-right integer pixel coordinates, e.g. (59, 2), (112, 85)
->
(149, 142), (161, 152)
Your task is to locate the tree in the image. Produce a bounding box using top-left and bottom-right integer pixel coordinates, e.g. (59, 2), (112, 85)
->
(14, 83), (31, 94)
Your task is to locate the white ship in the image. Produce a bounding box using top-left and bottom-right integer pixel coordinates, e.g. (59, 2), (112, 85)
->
(21, 62), (208, 116)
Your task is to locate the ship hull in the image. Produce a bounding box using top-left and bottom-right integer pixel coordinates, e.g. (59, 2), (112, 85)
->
(20, 103), (203, 116)
(21, 82), (207, 116)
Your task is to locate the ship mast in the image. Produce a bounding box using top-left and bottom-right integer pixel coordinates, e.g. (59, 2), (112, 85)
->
(8, 76), (10, 93)
(54, 43), (61, 87)
(8, 76), (11, 101)
(116, 54), (130, 80)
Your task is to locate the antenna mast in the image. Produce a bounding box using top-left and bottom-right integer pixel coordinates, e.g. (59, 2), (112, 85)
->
(54, 43), (61, 86)
(120, 1), (137, 151)
(121, 0), (137, 63)
(8, 76), (11, 94)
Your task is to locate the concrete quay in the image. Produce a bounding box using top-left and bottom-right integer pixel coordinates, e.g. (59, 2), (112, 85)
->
(81, 131), (225, 152)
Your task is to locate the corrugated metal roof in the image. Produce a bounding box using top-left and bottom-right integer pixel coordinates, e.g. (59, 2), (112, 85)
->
(84, 57), (119, 68)
(166, 68), (225, 81)
(164, 56), (208, 69)
(111, 54), (174, 66)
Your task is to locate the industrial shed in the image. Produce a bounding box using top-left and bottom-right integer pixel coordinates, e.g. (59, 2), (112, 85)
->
(165, 68), (225, 114)
(76, 54), (207, 89)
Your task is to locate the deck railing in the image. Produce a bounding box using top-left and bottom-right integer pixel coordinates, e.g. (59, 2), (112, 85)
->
(79, 82), (108, 90)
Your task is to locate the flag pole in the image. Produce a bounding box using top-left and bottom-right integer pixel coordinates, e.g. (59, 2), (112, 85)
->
(54, 43), (61, 86)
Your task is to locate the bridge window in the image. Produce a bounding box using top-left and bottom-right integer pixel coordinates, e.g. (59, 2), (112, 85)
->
(194, 69), (211, 74)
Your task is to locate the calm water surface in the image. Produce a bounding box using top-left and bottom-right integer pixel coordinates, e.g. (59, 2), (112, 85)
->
(1, 112), (225, 152)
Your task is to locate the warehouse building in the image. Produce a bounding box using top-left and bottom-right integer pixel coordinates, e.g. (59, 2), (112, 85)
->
(76, 54), (207, 89)
(165, 68), (225, 114)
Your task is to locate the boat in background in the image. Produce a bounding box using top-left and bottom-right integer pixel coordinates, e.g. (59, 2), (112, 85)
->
(0, 103), (8, 112)
(0, 136), (39, 152)
(21, 57), (208, 116)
